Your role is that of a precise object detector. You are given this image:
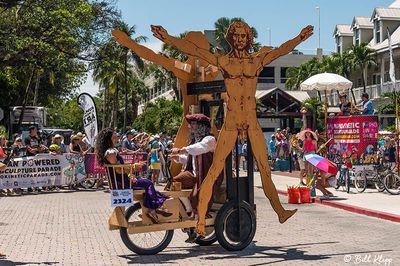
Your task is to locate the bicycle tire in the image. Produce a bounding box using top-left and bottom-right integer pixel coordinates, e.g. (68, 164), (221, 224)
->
(120, 203), (174, 255)
(354, 172), (367, 193)
(384, 172), (400, 195)
(345, 170), (351, 193)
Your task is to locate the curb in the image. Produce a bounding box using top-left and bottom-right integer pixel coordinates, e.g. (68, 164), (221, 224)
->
(276, 189), (400, 223)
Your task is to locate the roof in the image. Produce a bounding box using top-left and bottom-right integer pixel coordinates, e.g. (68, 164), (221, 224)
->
(372, 7), (400, 20)
(351, 16), (373, 30)
(333, 24), (353, 37)
(256, 87), (311, 103)
(368, 25), (400, 51)
(390, 0), (400, 8)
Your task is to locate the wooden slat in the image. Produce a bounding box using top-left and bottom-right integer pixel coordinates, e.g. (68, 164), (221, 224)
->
(127, 215), (215, 234)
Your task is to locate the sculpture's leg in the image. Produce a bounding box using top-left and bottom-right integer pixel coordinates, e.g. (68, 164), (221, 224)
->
(248, 126), (297, 223)
(170, 118), (189, 176)
(196, 127), (238, 236)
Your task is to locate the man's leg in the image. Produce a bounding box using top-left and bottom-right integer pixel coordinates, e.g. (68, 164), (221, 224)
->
(248, 127), (297, 224)
(196, 128), (238, 236)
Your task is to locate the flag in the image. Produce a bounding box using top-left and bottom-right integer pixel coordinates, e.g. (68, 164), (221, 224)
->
(387, 27), (396, 91)
(77, 93), (98, 146)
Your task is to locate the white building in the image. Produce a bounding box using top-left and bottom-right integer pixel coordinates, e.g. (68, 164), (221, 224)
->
(330, 0), (400, 110)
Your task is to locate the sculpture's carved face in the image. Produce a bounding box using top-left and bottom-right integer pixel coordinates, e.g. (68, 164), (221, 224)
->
(232, 26), (248, 51)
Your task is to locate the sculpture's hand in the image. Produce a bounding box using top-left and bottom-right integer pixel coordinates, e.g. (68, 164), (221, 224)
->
(300, 25), (314, 41)
(151, 25), (168, 41)
(112, 29), (130, 43)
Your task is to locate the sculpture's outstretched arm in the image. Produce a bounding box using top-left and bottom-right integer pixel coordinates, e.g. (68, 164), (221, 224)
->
(151, 25), (218, 66)
(262, 25), (313, 65)
(112, 29), (188, 80)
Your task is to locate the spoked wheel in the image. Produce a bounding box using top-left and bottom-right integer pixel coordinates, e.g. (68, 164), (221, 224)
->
(80, 174), (97, 189)
(120, 203), (174, 255)
(194, 227), (217, 246)
(345, 171), (351, 193)
(215, 200), (256, 251)
(354, 173), (367, 193)
(374, 179), (386, 192)
(384, 172), (400, 195)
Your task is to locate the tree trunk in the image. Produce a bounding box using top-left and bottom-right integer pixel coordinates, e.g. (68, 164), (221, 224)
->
(32, 72), (41, 106)
(113, 83), (119, 129)
(102, 86), (108, 129)
(17, 67), (35, 130)
(131, 96), (138, 121)
(361, 66), (366, 93)
(123, 52), (128, 131)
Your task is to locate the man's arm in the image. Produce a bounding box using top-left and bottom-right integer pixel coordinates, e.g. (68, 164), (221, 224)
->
(180, 136), (216, 156)
(112, 29), (188, 80)
(261, 25), (313, 65)
(151, 25), (218, 66)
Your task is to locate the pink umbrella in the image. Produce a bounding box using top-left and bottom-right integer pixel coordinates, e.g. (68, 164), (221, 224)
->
(304, 153), (338, 176)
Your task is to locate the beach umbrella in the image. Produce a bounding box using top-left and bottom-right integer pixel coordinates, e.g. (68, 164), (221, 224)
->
(300, 73), (353, 126)
(304, 153), (338, 176)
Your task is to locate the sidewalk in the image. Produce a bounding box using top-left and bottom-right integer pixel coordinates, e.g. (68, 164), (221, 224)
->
(250, 170), (400, 222)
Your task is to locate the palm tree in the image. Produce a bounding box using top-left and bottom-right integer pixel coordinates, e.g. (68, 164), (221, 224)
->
(349, 42), (376, 93)
(113, 21), (147, 131)
(285, 57), (322, 90)
(213, 17), (261, 54)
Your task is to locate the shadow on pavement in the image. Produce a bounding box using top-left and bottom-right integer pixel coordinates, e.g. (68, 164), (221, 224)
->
(0, 259), (59, 266)
(118, 241), (357, 264)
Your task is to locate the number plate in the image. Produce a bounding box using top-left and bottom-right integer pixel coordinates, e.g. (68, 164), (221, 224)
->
(111, 189), (134, 207)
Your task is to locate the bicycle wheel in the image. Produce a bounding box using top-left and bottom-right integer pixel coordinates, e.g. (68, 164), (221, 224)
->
(120, 203), (174, 255)
(345, 170), (351, 193)
(354, 172), (367, 193)
(194, 227), (217, 246)
(384, 172), (400, 195)
(374, 179), (386, 192)
(80, 174), (97, 189)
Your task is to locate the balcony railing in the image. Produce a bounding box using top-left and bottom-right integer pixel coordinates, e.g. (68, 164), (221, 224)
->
(322, 81), (398, 106)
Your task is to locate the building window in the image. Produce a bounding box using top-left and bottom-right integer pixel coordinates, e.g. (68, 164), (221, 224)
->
(355, 29), (360, 45)
(280, 67), (289, 84)
(259, 67), (275, 83)
(374, 20), (381, 43)
(336, 36), (341, 53)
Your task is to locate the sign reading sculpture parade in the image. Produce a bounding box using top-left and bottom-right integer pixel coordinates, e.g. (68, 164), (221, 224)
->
(326, 116), (378, 162)
(0, 154), (86, 189)
(77, 93), (98, 146)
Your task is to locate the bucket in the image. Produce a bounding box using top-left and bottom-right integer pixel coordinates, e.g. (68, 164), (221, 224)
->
(299, 187), (311, 203)
(287, 187), (300, 204)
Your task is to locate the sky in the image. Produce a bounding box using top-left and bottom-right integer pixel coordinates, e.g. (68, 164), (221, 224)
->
(80, 0), (395, 96)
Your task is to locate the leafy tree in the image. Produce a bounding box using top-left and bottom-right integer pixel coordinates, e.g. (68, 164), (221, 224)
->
(0, 0), (119, 130)
(133, 97), (182, 135)
(302, 97), (325, 131)
(349, 42), (377, 93)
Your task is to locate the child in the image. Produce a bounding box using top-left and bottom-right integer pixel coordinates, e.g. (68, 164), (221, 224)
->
(150, 141), (161, 184)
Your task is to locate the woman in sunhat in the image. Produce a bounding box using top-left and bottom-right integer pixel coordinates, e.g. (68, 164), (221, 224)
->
(298, 128), (318, 193)
(69, 134), (82, 155)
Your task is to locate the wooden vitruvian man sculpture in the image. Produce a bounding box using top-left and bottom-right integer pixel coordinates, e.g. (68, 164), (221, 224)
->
(112, 30), (219, 177)
(152, 22), (314, 235)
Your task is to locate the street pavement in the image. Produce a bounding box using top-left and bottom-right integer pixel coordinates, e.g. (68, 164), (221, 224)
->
(0, 180), (399, 266)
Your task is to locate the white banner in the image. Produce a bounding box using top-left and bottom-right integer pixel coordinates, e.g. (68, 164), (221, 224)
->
(77, 93), (98, 146)
(0, 154), (86, 189)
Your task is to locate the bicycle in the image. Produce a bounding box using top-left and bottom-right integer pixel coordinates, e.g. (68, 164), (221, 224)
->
(383, 163), (400, 195)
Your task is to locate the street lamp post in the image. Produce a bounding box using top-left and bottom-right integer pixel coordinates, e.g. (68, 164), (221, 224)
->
(316, 6), (320, 49)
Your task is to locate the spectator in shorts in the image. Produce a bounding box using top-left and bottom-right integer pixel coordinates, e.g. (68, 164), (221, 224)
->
(150, 141), (161, 184)
(275, 128), (283, 159)
(269, 135), (276, 169)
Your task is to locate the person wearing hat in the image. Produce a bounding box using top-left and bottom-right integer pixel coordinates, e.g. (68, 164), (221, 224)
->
(69, 134), (83, 155)
(169, 113), (223, 243)
(338, 92), (355, 116)
(52, 134), (66, 154)
(355, 92), (374, 115)
(122, 131), (135, 152)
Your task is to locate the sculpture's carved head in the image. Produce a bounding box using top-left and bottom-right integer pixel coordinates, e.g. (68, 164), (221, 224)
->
(225, 21), (254, 52)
